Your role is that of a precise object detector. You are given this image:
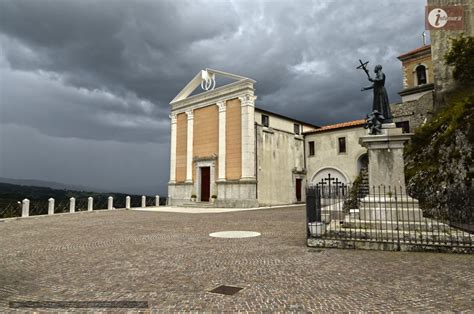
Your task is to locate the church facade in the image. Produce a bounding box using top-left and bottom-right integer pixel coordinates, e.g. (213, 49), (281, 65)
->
(167, 48), (435, 207)
(168, 69), (318, 207)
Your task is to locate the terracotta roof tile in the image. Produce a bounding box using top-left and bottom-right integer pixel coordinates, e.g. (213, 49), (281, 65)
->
(398, 45), (431, 60)
(303, 119), (366, 134)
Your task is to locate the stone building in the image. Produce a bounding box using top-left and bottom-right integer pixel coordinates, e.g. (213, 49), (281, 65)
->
(428, 0), (474, 95)
(303, 120), (367, 187)
(168, 69), (318, 207)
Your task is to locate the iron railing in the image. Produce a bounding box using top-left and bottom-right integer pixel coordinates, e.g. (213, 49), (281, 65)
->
(0, 195), (166, 219)
(306, 185), (473, 250)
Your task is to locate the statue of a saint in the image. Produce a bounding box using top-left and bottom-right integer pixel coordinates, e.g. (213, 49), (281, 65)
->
(361, 64), (392, 123)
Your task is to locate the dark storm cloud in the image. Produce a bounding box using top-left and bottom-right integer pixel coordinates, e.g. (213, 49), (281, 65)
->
(0, 0), (428, 192)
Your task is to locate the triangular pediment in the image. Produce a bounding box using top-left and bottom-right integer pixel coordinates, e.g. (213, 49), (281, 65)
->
(170, 68), (255, 104)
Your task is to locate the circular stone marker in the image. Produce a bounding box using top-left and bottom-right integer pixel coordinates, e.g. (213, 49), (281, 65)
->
(209, 231), (261, 238)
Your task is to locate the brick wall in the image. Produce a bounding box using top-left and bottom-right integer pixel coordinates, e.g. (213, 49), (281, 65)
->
(193, 105), (219, 181)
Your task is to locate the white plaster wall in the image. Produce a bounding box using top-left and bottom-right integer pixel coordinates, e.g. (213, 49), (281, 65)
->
(305, 127), (367, 185)
(256, 125), (306, 205)
(254, 110), (316, 133)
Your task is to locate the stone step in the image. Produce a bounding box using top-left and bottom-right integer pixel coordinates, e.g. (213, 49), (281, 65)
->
(323, 222), (473, 244)
(342, 218), (451, 232)
(359, 207), (424, 221)
(181, 202), (215, 208)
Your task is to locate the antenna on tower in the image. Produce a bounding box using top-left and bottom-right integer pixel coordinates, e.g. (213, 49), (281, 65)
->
(422, 31), (427, 46)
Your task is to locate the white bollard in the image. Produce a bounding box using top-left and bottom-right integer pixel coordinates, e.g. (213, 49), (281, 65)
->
(141, 195), (146, 208)
(155, 195), (160, 207)
(88, 197), (93, 211)
(48, 198), (55, 215)
(69, 197), (75, 213)
(125, 196), (131, 209)
(22, 199), (30, 217)
(108, 196), (113, 210)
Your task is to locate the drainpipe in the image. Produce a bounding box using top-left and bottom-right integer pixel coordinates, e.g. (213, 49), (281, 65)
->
(255, 122), (258, 199)
(303, 132), (307, 186)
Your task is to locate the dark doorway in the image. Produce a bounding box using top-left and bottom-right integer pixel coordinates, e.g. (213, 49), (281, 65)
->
(200, 167), (210, 202)
(296, 178), (302, 202)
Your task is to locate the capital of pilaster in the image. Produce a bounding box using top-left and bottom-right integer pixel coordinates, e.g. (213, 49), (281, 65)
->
(239, 94), (257, 107)
(186, 109), (194, 120)
(217, 100), (226, 112)
(169, 113), (177, 124)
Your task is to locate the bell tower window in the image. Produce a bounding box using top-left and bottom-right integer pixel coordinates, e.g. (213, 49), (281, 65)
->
(416, 65), (427, 85)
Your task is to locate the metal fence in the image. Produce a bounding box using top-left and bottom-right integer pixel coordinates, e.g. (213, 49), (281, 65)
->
(306, 184), (473, 252)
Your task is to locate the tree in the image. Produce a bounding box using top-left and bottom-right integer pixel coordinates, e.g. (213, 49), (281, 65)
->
(444, 34), (474, 84)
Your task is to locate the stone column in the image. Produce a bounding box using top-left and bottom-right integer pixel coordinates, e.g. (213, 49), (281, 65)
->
(87, 197), (93, 211)
(69, 197), (75, 213)
(141, 195), (146, 208)
(185, 110), (194, 183)
(125, 196), (131, 209)
(217, 100), (227, 181)
(48, 198), (55, 215)
(107, 196), (113, 210)
(169, 113), (177, 183)
(239, 94), (257, 180)
(22, 199), (30, 217)
(155, 195), (160, 207)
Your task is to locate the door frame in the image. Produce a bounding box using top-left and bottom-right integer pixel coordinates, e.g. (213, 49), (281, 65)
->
(194, 157), (216, 202)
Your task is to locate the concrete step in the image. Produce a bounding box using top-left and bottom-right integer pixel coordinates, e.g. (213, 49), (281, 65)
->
(359, 206), (424, 221)
(343, 218), (451, 232)
(181, 202), (215, 208)
(323, 221), (473, 244)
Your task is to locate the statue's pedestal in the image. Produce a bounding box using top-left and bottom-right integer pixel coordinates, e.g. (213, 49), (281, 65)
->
(359, 124), (413, 191)
(357, 124), (418, 222)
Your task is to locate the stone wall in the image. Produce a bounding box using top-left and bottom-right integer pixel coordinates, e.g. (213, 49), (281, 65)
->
(428, 0), (474, 98)
(256, 124), (306, 205)
(391, 92), (435, 132)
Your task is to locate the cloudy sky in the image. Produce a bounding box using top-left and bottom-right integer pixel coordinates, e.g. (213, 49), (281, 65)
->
(0, 0), (428, 195)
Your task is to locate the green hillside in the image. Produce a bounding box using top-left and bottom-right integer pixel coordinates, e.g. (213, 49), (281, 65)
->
(0, 183), (165, 218)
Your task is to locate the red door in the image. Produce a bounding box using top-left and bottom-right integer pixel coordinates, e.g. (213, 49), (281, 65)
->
(296, 178), (302, 202)
(200, 167), (210, 202)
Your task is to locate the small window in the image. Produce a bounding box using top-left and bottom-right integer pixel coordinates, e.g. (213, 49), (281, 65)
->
(294, 123), (300, 135)
(262, 114), (269, 127)
(338, 137), (346, 154)
(308, 141), (315, 156)
(416, 65), (427, 85)
(395, 121), (410, 133)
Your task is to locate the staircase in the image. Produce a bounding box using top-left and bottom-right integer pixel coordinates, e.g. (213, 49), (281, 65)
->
(181, 201), (215, 208)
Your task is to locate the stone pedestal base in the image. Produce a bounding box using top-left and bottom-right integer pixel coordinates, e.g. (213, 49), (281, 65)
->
(359, 125), (413, 191)
(358, 195), (423, 222)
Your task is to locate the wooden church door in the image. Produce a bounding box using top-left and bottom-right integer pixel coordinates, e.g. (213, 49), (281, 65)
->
(200, 167), (210, 202)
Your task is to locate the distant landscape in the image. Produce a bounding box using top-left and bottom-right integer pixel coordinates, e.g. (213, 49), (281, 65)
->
(0, 178), (166, 218)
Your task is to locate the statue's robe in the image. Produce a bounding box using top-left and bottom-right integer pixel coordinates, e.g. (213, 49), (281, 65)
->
(372, 73), (392, 122)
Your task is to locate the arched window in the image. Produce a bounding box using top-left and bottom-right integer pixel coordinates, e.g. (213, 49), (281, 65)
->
(416, 65), (427, 85)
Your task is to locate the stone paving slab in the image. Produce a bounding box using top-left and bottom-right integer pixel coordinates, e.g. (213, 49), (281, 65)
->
(0, 206), (472, 312)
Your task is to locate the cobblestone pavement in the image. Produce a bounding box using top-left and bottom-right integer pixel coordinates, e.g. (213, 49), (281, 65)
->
(0, 207), (473, 312)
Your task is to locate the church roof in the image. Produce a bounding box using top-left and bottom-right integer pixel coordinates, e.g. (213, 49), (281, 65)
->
(397, 45), (431, 61)
(303, 119), (366, 135)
